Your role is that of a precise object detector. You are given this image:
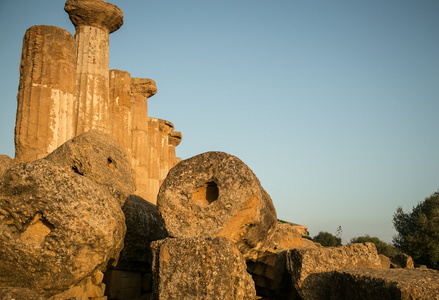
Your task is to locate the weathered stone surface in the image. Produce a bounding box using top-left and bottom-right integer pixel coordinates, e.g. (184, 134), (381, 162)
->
(151, 237), (256, 300)
(0, 287), (47, 300)
(131, 77), (157, 98)
(15, 25), (76, 163)
(329, 268), (439, 300)
(0, 159), (126, 297)
(109, 69), (133, 162)
(245, 222), (317, 298)
(0, 155), (14, 177)
(115, 194), (168, 272)
(145, 118), (182, 204)
(379, 254), (392, 269)
(286, 243), (383, 300)
(390, 253), (415, 269)
(130, 81), (154, 203)
(247, 251), (296, 299)
(157, 151), (277, 257)
(65, 0), (124, 33)
(50, 271), (106, 300)
(45, 130), (136, 204)
(260, 222), (316, 254)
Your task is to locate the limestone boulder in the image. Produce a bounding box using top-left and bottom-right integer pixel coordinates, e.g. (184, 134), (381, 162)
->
(246, 222), (318, 298)
(151, 237), (256, 300)
(45, 130), (136, 205)
(50, 271), (106, 300)
(259, 222), (317, 254)
(286, 243), (383, 299)
(379, 254), (391, 269)
(389, 253), (415, 269)
(329, 268), (439, 299)
(157, 151), (277, 257)
(0, 155), (14, 177)
(0, 287), (47, 300)
(115, 194), (168, 272)
(0, 159), (126, 297)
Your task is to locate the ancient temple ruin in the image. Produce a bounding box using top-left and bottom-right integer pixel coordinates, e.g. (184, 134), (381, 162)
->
(14, 0), (181, 204)
(1, 1), (438, 299)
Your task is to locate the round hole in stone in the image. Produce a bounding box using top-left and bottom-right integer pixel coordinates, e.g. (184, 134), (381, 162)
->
(107, 157), (114, 168)
(192, 181), (219, 206)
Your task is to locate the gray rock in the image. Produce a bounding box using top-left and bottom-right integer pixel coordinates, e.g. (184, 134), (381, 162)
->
(157, 151), (277, 258)
(151, 237), (256, 300)
(45, 130), (136, 205)
(0, 159), (126, 297)
(329, 268), (439, 299)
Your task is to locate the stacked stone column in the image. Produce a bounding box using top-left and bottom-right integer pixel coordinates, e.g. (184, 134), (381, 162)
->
(168, 131), (183, 168)
(14, 0), (183, 205)
(65, 0), (123, 135)
(15, 25), (77, 162)
(130, 78), (157, 201)
(147, 118), (182, 204)
(109, 69), (133, 161)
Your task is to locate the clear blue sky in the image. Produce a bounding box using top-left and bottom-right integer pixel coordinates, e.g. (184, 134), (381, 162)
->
(1, 0), (438, 243)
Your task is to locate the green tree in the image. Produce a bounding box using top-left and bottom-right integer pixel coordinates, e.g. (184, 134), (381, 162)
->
(393, 190), (439, 270)
(312, 231), (342, 247)
(350, 235), (397, 257)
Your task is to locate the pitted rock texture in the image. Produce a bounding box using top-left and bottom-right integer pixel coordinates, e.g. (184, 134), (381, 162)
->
(389, 253), (415, 269)
(115, 194), (168, 272)
(0, 287), (47, 300)
(287, 243), (383, 300)
(157, 151), (277, 258)
(0, 155), (14, 178)
(245, 222), (317, 298)
(151, 237), (256, 300)
(45, 130), (136, 205)
(329, 268), (439, 300)
(0, 159), (126, 297)
(131, 77), (157, 98)
(50, 272), (106, 300)
(259, 222), (317, 254)
(64, 0), (123, 33)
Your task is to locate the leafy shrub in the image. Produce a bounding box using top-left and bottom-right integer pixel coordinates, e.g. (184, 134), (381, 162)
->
(350, 235), (397, 257)
(393, 190), (439, 270)
(312, 231), (342, 247)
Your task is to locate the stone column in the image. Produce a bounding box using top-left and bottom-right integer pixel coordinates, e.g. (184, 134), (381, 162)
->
(158, 120), (174, 184)
(15, 25), (76, 162)
(146, 118), (182, 204)
(64, 0), (123, 135)
(131, 78), (157, 202)
(109, 69), (132, 161)
(147, 117), (161, 204)
(168, 131), (182, 168)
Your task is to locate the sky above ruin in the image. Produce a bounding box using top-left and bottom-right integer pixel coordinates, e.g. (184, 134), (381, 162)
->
(0, 0), (438, 243)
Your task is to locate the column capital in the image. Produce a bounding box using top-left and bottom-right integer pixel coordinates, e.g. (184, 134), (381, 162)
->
(131, 78), (157, 98)
(65, 0), (123, 33)
(168, 131), (182, 147)
(159, 119), (174, 134)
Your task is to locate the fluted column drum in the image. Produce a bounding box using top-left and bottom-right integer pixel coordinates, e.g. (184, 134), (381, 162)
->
(15, 25), (76, 162)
